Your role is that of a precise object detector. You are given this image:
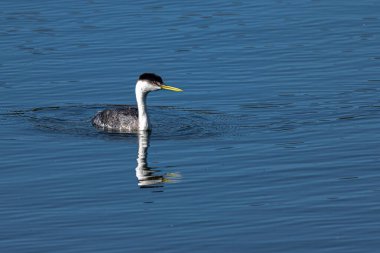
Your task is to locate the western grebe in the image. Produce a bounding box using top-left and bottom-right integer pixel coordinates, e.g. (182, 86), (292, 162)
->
(92, 73), (183, 132)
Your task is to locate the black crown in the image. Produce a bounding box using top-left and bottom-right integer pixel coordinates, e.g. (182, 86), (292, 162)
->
(138, 73), (164, 84)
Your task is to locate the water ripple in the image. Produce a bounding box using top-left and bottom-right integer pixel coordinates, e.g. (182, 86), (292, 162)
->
(4, 104), (238, 141)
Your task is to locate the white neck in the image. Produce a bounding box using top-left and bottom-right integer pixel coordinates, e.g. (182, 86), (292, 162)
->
(135, 82), (150, 131)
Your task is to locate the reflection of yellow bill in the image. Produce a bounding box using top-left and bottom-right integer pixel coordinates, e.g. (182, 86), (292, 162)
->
(163, 172), (182, 183)
(161, 85), (183, 92)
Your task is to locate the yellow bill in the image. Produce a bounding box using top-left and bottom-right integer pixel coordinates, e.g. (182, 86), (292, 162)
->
(161, 85), (183, 92)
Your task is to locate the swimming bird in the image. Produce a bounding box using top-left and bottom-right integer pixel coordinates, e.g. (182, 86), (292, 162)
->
(92, 73), (183, 132)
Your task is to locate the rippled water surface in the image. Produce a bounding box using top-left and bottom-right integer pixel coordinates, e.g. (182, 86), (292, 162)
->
(1, 1), (380, 252)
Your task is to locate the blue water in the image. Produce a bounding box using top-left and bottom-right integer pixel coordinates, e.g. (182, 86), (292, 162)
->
(1, 1), (380, 252)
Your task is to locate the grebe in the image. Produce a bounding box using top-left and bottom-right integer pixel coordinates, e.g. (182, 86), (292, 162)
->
(92, 73), (182, 132)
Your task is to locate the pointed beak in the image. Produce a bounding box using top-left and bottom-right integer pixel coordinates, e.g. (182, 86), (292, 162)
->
(160, 84), (183, 92)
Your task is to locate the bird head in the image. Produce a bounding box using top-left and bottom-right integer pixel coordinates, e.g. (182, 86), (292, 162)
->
(136, 73), (183, 94)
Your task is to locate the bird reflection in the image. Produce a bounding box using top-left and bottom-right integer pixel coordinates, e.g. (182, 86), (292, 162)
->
(135, 131), (181, 188)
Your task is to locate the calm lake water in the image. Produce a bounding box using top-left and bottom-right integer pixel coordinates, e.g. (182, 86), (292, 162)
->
(1, 1), (380, 252)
